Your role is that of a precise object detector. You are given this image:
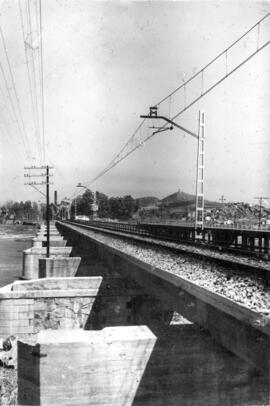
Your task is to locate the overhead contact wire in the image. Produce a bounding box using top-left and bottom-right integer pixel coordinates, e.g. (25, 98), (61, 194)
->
(72, 12), (270, 195)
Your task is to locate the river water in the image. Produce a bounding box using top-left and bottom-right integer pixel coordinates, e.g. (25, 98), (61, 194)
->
(0, 224), (36, 287)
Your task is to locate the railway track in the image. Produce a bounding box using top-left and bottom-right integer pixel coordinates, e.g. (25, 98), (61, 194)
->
(58, 220), (270, 376)
(66, 219), (270, 259)
(64, 219), (270, 283)
(60, 220), (270, 316)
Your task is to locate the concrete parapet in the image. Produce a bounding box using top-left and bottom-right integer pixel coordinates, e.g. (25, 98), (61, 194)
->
(32, 238), (42, 248)
(0, 277), (102, 339)
(22, 247), (73, 280)
(46, 239), (67, 247)
(33, 236), (64, 242)
(39, 230), (58, 235)
(39, 257), (81, 278)
(17, 326), (156, 406)
(36, 232), (61, 238)
(32, 238), (67, 248)
(57, 222), (270, 375)
(12, 277), (99, 291)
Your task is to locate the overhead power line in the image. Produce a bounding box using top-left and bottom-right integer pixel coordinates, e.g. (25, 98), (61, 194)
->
(18, 0), (42, 163)
(39, 0), (45, 164)
(0, 47), (29, 154)
(79, 12), (270, 191)
(0, 79), (25, 157)
(26, 0), (42, 161)
(0, 23), (31, 154)
(0, 106), (22, 160)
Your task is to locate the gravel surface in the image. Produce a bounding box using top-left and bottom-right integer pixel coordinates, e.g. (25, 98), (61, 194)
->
(70, 224), (270, 317)
(0, 366), (17, 405)
(86, 224), (270, 271)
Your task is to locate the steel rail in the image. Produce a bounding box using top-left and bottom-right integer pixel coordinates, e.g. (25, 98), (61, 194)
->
(63, 219), (270, 260)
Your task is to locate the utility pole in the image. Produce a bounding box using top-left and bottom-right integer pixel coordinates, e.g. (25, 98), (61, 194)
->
(254, 197), (269, 229)
(219, 195), (226, 205)
(24, 165), (53, 257)
(46, 166), (50, 257)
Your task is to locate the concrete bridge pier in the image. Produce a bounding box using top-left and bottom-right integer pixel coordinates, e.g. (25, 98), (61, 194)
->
(23, 225), (81, 279)
(52, 222), (270, 405)
(65, 231), (175, 329)
(17, 327), (156, 406)
(22, 247), (73, 279)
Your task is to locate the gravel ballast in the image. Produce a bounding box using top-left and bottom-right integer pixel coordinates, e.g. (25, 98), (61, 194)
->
(69, 224), (270, 317)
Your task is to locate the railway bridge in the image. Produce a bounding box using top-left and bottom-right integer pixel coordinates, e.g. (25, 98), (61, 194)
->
(140, 221), (270, 254)
(55, 219), (269, 405)
(68, 218), (270, 257)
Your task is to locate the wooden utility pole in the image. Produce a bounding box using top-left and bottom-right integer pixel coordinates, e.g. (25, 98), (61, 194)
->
(24, 165), (53, 257)
(46, 165), (50, 257)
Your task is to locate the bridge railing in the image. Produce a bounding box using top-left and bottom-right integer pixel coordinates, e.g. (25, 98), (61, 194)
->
(140, 219), (270, 232)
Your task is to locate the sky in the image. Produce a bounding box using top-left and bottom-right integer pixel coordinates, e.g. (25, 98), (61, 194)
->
(0, 0), (269, 205)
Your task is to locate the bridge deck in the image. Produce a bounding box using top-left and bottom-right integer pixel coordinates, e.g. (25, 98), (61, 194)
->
(58, 221), (270, 376)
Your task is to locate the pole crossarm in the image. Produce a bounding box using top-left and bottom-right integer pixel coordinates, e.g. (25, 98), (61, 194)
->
(24, 181), (49, 185)
(24, 164), (53, 257)
(24, 165), (53, 170)
(140, 114), (198, 139)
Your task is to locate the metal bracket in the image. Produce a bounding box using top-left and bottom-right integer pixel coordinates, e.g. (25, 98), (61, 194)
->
(141, 113), (198, 139)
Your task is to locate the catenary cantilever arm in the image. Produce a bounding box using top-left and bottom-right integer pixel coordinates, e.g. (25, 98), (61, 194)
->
(140, 114), (198, 139)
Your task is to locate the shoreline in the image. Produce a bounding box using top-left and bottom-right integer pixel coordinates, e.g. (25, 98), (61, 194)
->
(0, 225), (36, 288)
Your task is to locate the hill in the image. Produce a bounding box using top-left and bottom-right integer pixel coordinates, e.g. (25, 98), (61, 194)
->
(161, 189), (219, 209)
(161, 190), (194, 207)
(136, 196), (160, 208)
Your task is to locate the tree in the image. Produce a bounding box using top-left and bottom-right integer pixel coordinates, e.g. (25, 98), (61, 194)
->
(2, 200), (42, 221)
(107, 195), (137, 220)
(75, 189), (94, 216)
(96, 192), (110, 218)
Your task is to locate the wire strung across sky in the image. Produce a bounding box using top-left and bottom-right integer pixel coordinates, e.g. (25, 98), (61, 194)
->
(26, 0), (42, 161)
(0, 76), (25, 160)
(38, 0), (45, 165)
(19, 0), (42, 163)
(0, 0), (46, 168)
(76, 12), (270, 198)
(21, 0), (45, 164)
(0, 24), (32, 154)
(0, 29), (30, 155)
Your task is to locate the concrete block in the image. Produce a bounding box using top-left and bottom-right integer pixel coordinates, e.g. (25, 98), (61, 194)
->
(38, 257), (81, 278)
(32, 238), (67, 248)
(31, 247), (72, 255)
(17, 326), (156, 406)
(22, 247), (73, 280)
(34, 236), (64, 242)
(44, 240), (67, 247)
(12, 277), (101, 291)
(0, 277), (102, 338)
(39, 231), (58, 236)
(32, 239), (42, 248)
